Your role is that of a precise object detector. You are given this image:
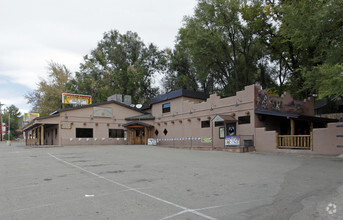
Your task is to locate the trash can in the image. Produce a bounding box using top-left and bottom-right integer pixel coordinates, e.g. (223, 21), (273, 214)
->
(244, 140), (253, 147)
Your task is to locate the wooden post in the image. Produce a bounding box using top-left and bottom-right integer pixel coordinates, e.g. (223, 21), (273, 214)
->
(144, 127), (147, 145)
(290, 119), (295, 135)
(41, 125), (44, 146)
(310, 131), (313, 151)
(25, 132), (28, 145)
(276, 132), (279, 149)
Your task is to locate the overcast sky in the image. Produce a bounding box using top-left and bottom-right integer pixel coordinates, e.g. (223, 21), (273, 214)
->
(0, 0), (197, 115)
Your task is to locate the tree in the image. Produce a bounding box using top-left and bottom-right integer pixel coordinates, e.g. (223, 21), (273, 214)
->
(163, 0), (274, 96)
(25, 62), (71, 116)
(162, 46), (199, 93)
(68, 30), (165, 105)
(271, 0), (343, 98)
(2, 105), (21, 139)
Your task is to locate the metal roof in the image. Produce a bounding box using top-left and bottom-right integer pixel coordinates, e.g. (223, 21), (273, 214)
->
(212, 115), (237, 122)
(255, 109), (338, 123)
(150, 89), (209, 104)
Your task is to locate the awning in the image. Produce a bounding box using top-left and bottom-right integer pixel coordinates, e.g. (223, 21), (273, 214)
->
(122, 121), (154, 127)
(255, 109), (338, 123)
(211, 115), (237, 123)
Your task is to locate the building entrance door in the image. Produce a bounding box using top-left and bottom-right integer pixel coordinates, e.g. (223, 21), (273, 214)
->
(133, 128), (145, 145)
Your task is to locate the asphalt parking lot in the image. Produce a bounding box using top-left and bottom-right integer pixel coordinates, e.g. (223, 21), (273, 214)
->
(0, 142), (342, 220)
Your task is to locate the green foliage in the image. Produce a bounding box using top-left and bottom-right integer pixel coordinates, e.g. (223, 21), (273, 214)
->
(163, 0), (276, 96)
(275, 0), (343, 98)
(68, 30), (165, 105)
(3, 133), (14, 141)
(162, 0), (343, 99)
(25, 62), (71, 116)
(2, 105), (21, 138)
(306, 64), (343, 98)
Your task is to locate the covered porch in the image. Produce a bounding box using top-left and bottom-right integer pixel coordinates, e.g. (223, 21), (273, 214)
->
(255, 110), (337, 150)
(122, 121), (154, 145)
(23, 123), (59, 146)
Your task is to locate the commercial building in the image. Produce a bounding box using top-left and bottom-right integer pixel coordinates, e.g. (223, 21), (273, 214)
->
(23, 85), (343, 155)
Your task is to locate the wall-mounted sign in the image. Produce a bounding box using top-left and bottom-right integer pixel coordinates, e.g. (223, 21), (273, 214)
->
(93, 107), (112, 118)
(24, 113), (40, 122)
(62, 93), (92, 105)
(2, 123), (7, 134)
(61, 122), (72, 129)
(201, 136), (212, 143)
(148, 138), (157, 145)
(225, 135), (240, 146)
(219, 127), (225, 139)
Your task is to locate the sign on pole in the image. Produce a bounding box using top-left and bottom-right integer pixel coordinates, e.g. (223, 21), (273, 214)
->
(62, 93), (92, 105)
(23, 113), (40, 122)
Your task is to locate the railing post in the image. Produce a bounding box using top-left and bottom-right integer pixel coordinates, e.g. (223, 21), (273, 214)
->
(276, 132), (279, 149)
(310, 132), (313, 151)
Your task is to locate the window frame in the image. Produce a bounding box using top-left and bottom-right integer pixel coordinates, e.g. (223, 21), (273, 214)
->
(238, 116), (251, 124)
(201, 120), (211, 128)
(76, 128), (94, 138)
(162, 102), (171, 113)
(109, 129), (125, 138)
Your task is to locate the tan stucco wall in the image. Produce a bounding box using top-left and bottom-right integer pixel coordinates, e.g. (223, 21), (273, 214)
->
(25, 102), (152, 146)
(152, 85), (256, 148)
(58, 103), (151, 145)
(255, 127), (278, 152)
(312, 122), (343, 155)
(255, 123), (343, 155)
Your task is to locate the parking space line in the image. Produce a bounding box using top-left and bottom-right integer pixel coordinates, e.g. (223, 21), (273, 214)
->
(47, 153), (217, 220)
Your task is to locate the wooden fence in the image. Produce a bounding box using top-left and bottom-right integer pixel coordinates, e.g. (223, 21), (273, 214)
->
(277, 132), (312, 150)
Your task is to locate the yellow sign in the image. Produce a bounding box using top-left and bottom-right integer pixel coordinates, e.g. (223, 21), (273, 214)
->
(24, 113), (40, 122)
(62, 93), (92, 105)
(201, 136), (212, 143)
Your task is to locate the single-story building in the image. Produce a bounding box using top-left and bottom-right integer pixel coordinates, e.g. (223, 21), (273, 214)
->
(23, 85), (343, 155)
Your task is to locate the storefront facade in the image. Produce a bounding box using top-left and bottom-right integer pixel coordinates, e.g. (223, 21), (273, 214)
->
(23, 85), (343, 155)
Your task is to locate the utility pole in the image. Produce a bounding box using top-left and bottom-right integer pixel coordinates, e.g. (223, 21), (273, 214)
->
(7, 112), (11, 146)
(0, 102), (4, 142)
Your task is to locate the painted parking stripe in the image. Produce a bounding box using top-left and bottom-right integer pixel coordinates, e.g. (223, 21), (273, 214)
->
(47, 153), (217, 220)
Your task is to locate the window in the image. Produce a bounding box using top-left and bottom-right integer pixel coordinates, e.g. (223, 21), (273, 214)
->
(155, 129), (159, 136)
(163, 129), (168, 135)
(215, 121), (224, 127)
(76, 128), (93, 138)
(238, 116), (250, 124)
(109, 129), (124, 138)
(162, 103), (171, 113)
(201, 120), (210, 128)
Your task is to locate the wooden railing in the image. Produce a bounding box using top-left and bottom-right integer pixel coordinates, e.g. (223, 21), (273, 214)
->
(277, 132), (312, 150)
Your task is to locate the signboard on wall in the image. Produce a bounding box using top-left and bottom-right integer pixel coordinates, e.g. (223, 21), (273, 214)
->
(62, 93), (92, 105)
(93, 107), (112, 118)
(225, 136), (240, 146)
(61, 122), (72, 129)
(24, 113), (40, 122)
(2, 123), (6, 135)
(148, 138), (157, 146)
(201, 136), (212, 143)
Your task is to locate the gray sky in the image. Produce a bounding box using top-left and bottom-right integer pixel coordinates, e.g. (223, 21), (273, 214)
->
(0, 0), (197, 114)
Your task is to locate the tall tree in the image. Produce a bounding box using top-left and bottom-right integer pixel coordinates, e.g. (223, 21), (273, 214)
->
(68, 30), (165, 105)
(162, 46), (199, 92)
(3, 105), (21, 139)
(25, 62), (71, 116)
(272, 0), (343, 98)
(164, 0), (273, 96)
